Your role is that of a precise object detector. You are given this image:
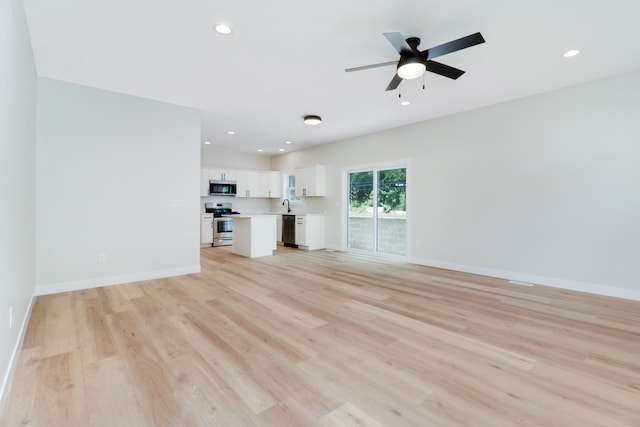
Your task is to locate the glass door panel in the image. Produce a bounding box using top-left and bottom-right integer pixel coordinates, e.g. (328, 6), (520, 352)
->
(377, 168), (406, 255)
(348, 171), (374, 251)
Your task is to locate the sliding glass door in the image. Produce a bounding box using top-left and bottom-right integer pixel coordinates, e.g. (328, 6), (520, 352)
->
(347, 167), (406, 256)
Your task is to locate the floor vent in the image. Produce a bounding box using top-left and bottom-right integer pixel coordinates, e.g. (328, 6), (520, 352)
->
(508, 280), (534, 287)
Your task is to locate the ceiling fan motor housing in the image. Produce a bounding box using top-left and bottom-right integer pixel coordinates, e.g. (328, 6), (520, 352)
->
(397, 38), (425, 79)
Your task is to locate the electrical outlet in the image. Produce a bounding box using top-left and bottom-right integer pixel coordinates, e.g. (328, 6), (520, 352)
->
(9, 306), (13, 329)
(99, 253), (107, 263)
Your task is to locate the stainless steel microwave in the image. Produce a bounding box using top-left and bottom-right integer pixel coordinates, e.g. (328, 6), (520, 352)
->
(209, 180), (236, 196)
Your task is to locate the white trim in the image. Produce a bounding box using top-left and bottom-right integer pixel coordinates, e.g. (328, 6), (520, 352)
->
(34, 265), (201, 296)
(0, 295), (36, 414)
(408, 256), (640, 301)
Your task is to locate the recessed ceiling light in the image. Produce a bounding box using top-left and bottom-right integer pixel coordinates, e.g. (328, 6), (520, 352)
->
(401, 101), (410, 106)
(279, 148), (285, 152)
(257, 149), (263, 152)
(563, 49), (581, 58)
(204, 141), (212, 145)
(227, 131), (235, 135)
(214, 24), (232, 35)
(285, 140), (292, 144)
(303, 115), (322, 125)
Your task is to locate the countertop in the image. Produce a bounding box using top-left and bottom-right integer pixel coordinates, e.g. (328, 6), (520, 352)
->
(261, 212), (325, 216)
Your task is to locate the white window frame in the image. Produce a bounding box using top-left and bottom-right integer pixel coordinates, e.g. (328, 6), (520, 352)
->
(282, 171), (302, 204)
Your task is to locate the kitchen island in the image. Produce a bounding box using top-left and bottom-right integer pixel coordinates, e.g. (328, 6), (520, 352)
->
(232, 215), (277, 258)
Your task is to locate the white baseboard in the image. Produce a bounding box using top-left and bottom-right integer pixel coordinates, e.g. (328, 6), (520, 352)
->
(0, 294), (36, 415)
(408, 257), (640, 302)
(34, 265), (201, 296)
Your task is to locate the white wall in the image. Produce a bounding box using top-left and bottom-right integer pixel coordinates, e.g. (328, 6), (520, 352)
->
(272, 70), (640, 299)
(0, 0), (37, 408)
(36, 78), (201, 293)
(202, 147), (271, 170)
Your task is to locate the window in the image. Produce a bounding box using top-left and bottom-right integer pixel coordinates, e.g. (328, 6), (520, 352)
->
(283, 172), (301, 203)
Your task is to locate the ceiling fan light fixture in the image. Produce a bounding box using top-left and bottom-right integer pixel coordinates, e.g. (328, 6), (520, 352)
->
(303, 115), (322, 125)
(397, 62), (426, 79)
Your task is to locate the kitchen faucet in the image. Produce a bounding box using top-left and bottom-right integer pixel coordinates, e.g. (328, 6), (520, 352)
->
(282, 199), (291, 213)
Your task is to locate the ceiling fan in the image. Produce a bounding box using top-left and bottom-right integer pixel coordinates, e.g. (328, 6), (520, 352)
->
(345, 32), (485, 91)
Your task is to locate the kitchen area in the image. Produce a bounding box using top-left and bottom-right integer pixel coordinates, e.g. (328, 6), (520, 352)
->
(200, 165), (327, 257)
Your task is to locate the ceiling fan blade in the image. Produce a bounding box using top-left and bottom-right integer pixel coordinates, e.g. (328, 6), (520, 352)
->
(426, 60), (465, 80)
(385, 73), (403, 91)
(345, 60), (398, 73)
(383, 32), (412, 54)
(422, 32), (485, 61)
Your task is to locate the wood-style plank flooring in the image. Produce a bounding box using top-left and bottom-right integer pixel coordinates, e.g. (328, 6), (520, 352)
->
(2, 247), (640, 426)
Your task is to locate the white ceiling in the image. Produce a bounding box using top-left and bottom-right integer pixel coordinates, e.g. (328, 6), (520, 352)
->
(23, 0), (640, 155)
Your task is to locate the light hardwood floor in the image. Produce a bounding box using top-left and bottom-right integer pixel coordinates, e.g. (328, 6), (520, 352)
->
(2, 247), (639, 426)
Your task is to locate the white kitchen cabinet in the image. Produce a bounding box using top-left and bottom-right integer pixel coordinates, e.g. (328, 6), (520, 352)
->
(209, 168), (236, 182)
(295, 165), (326, 197)
(200, 168), (210, 197)
(295, 216), (306, 246)
(295, 215), (325, 250)
(276, 214), (283, 244)
(258, 171), (281, 198)
(200, 214), (213, 246)
(236, 170), (259, 198)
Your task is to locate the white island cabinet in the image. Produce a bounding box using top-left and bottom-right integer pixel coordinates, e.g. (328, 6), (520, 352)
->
(232, 215), (277, 258)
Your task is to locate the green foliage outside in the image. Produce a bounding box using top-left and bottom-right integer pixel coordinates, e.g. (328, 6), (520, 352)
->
(349, 168), (406, 215)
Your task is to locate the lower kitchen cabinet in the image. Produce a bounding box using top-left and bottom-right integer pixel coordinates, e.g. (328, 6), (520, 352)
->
(200, 214), (213, 246)
(276, 214), (283, 244)
(295, 215), (325, 250)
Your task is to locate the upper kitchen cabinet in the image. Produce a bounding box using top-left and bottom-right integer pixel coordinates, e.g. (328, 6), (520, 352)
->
(258, 171), (282, 198)
(210, 168), (236, 182)
(200, 168), (210, 197)
(295, 165), (326, 197)
(236, 170), (260, 198)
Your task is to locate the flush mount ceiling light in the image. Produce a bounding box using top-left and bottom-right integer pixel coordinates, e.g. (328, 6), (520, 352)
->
(204, 141), (212, 145)
(400, 101), (410, 106)
(257, 149), (263, 152)
(303, 115), (322, 125)
(563, 49), (581, 58)
(285, 140), (292, 144)
(214, 24), (232, 35)
(227, 131), (235, 135)
(279, 148), (285, 152)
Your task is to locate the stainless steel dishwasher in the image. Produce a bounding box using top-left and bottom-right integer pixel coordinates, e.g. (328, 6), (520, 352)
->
(282, 215), (298, 248)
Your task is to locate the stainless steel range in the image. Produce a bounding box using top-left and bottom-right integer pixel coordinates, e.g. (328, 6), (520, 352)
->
(205, 202), (240, 247)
